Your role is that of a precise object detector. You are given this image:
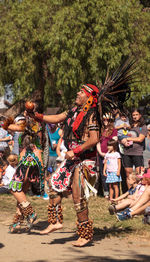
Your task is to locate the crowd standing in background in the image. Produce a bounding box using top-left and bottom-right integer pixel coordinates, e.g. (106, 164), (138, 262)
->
(0, 108), (149, 198)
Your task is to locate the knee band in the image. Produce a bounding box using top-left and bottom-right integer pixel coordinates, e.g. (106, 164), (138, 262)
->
(74, 198), (88, 214)
(49, 191), (60, 199)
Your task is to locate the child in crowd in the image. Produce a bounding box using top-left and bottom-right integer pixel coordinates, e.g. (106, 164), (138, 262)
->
(108, 172), (149, 216)
(116, 171), (150, 221)
(0, 154), (18, 194)
(103, 139), (121, 200)
(115, 112), (132, 147)
(108, 173), (139, 214)
(0, 160), (8, 184)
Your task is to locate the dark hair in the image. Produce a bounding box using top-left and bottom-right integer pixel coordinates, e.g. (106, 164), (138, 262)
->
(63, 107), (100, 142)
(107, 139), (118, 151)
(1, 159), (8, 166)
(21, 119), (46, 151)
(120, 112), (127, 117)
(101, 121), (115, 137)
(131, 108), (145, 127)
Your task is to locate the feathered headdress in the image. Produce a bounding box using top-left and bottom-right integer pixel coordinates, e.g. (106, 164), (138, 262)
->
(97, 57), (137, 120)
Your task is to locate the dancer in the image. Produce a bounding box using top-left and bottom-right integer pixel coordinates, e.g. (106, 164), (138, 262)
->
(30, 84), (100, 247)
(3, 103), (45, 232)
(28, 58), (135, 247)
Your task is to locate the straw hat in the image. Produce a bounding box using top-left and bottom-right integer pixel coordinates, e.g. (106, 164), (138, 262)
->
(7, 154), (18, 166)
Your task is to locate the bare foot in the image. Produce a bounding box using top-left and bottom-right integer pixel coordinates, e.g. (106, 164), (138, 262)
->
(72, 237), (91, 247)
(40, 222), (63, 235)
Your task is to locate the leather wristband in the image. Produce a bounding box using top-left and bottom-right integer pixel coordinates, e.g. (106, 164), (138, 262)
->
(34, 112), (44, 122)
(73, 145), (82, 155)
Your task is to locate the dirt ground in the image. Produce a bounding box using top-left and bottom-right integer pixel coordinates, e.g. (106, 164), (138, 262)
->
(0, 216), (150, 262)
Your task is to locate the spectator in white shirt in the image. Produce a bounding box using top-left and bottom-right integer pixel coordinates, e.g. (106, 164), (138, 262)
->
(0, 154), (18, 194)
(0, 124), (12, 158)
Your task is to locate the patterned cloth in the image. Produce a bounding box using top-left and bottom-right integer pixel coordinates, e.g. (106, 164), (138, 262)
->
(51, 158), (97, 198)
(9, 150), (44, 193)
(128, 186), (137, 195)
(106, 171), (122, 183)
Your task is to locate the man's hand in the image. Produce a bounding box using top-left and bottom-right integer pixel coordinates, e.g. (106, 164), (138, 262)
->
(65, 150), (75, 160)
(52, 144), (57, 150)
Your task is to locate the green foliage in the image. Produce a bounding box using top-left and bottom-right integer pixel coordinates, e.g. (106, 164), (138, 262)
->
(0, 0), (149, 109)
(140, 0), (150, 7)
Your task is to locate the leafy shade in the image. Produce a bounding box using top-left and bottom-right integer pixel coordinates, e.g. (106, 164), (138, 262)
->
(0, 0), (149, 109)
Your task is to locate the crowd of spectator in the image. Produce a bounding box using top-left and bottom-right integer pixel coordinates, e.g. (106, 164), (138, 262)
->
(0, 107), (150, 225)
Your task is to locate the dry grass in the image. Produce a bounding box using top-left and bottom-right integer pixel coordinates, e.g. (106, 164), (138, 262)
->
(0, 193), (150, 239)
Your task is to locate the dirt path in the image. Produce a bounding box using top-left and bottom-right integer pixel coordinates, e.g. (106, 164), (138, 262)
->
(0, 219), (150, 262)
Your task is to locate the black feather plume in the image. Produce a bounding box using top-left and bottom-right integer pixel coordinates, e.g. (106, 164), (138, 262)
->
(97, 57), (137, 119)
